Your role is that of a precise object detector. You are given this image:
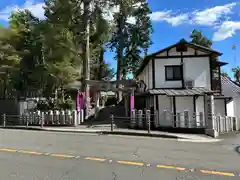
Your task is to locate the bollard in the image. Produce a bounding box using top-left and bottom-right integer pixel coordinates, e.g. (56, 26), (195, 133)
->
(176, 112), (181, 128)
(184, 110), (189, 128)
(137, 110), (143, 129)
(130, 110), (136, 129)
(110, 114), (114, 132)
(3, 114), (6, 127)
(154, 110), (159, 128)
(199, 112), (204, 128)
(192, 112), (197, 128)
(146, 110), (151, 134)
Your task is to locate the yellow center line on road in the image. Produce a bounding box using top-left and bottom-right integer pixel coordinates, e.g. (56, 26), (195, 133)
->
(85, 157), (106, 162)
(0, 148), (18, 152)
(0, 147), (237, 177)
(20, 150), (42, 155)
(157, 165), (185, 171)
(200, 170), (235, 177)
(117, 160), (144, 166)
(50, 154), (75, 158)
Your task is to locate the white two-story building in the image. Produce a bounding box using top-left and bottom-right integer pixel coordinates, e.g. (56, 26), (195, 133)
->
(135, 39), (228, 129)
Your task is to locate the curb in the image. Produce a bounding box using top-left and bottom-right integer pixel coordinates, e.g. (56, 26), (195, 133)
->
(1, 127), (219, 141)
(101, 131), (181, 139)
(0, 126), (103, 134)
(0, 126), (183, 139)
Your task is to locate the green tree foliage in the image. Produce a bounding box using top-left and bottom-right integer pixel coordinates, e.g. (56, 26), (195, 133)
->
(190, 29), (212, 48)
(232, 67), (240, 83)
(109, 0), (152, 100)
(221, 71), (230, 78)
(0, 0), (116, 102)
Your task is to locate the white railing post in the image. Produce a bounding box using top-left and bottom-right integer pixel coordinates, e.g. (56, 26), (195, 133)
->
(73, 110), (77, 126)
(226, 116), (229, 132)
(77, 111), (81, 125)
(56, 110), (60, 124)
(41, 112), (44, 128)
(230, 117), (233, 131)
(50, 110), (53, 124)
(67, 110), (72, 125)
(216, 116), (220, 132)
(80, 109), (84, 124)
(61, 110), (65, 124)
(36, 111), (40, 125)
(162, 110), (166, 122)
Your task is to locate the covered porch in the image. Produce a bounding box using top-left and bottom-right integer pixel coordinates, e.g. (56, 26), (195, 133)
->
(148, 87), (213, 128)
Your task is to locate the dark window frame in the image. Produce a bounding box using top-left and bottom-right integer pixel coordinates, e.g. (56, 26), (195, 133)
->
(165, 65), (182, 81)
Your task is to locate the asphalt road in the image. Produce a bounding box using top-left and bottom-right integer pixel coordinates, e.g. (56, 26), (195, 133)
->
(0, 129), (239, 179)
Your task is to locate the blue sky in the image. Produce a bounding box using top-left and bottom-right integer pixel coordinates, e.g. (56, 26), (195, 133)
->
(0, 0), (240, 77)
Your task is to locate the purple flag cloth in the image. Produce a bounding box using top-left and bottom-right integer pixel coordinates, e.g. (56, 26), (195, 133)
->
(130, 95), (134, 110)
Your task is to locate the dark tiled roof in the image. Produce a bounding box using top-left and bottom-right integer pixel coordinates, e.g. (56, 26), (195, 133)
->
(148, 87), (213, 96)
(221, 76), (240, 98)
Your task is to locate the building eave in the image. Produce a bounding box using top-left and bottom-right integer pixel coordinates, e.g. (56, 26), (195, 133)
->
(135, 39), (222, 77)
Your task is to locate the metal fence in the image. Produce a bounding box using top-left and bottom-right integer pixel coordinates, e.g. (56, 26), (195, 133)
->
(109, 109), (205, 135)
(214, 116), (240, 134)
(110, 109), (154, 133)
(120, 109), (206, 129)
(1, 110), (85, 128)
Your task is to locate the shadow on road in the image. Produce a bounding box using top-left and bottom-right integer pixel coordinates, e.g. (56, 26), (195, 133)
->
(82, 104), (129, 129)
(235, 146), (240, 154)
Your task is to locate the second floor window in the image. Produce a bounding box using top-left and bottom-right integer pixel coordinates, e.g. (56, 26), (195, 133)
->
(165, 65), (182, 81)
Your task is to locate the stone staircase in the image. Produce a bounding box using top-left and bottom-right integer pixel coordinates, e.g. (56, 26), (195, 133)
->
(82, 102), (128, 128)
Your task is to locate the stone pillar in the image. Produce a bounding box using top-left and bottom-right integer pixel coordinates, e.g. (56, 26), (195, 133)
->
(205, 94), (219, 138)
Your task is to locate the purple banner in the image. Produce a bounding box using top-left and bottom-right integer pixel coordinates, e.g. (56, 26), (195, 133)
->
(77, 92), (85, 111)
(130, 95), (134, 110)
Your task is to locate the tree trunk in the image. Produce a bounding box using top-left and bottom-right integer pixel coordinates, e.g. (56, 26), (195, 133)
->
(95, 47), (104, 116)
(82, 0), (91, 119)
(116, 3), (124, 102)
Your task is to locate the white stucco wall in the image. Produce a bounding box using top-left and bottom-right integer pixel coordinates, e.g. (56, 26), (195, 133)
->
(175, 97), (194, 115)
(153, 47), (211, 89)
(183, 57), (211, 89)
(196, 96), (204, 115)
(214, 99), (225, 117)
(155, 58), (182, 88)
(233, 97), (240, 118)
(227, 100), (235, 117)
(137, 60), (152, 90)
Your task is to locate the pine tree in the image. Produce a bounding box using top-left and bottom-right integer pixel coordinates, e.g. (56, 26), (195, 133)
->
(109, 0), (152, 100)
